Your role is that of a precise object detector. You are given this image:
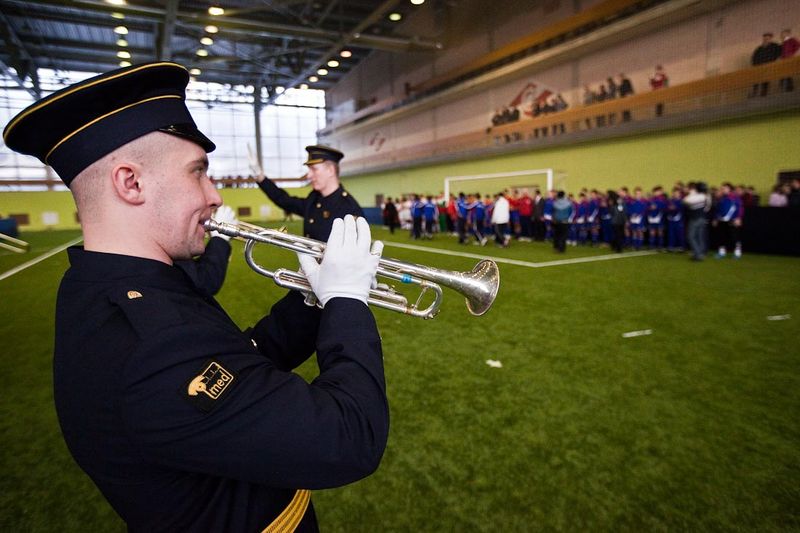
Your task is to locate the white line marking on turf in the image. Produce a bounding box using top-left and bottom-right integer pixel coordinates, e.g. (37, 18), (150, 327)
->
(381, 241), (657, 268)
(766, 314), (791, 321)
(622, 329), (653, 338)
(0, 236), (83, 282)
(485, 359), (503, 368)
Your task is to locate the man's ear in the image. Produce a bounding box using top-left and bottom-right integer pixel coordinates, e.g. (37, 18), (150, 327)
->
(110, 164), (145, 205)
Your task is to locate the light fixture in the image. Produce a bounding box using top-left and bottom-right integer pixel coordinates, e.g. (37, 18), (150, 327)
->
(116, 50), (131, 59)
(308, 75), (318, 82)
(208, 5), (225, 16)
(410, 0), (425, 4)
(113, 26), (128, 35)
(200, 36), (213, 46)
(388, 12), (402, 21)
(275, 86), (285, 94)
(299, 83), (308, 90)
(196, 49), (209, 57)
(340, 50), (352, 58)
(105, 0), (126, 5)
(119, 60), (131, 67)
(111, 12), (125, 19)
(316, 68), (328, 76)
(327, 59), (339, 68)
(189, 68), (201, 76)
(204, 25), (219, 33)
(116, 38), (128, 47)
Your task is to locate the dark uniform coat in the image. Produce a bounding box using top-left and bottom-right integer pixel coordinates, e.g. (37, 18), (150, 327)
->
(54, 248), (389, 532)
(175, 235), (231, 296)
(258, 179), (363, 241)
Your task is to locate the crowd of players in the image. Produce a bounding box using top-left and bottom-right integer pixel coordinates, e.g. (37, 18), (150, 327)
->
(382, 181), (755, 259)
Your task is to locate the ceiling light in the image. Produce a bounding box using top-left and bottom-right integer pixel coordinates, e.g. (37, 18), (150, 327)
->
(189, 68), (201, 76)
(111, 12), (125, 19)
(196, 49), (209, 57)
(410, 0), (425, 4)
(119, 60), (131, 67)
(105, 0), (126, 5)
(116, 38), (128, 47)
(388, 12), (402, 21)
(275, 86), (285, 94)
(299, 84), (309, 90)
(327, 59), (339, 68)
(308, 75), (318, 82)
(208, 5), (225, 16)
(204, 25), (219, 34)
(340, 50), (352, 58)
(316, 68), (328, 76)
(113, 26), (128, 35)
(200, 37), (213, 46)
(116, 50), (131, 59)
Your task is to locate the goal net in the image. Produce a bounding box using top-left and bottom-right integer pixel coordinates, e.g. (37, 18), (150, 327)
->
(443, 169), (565, 199)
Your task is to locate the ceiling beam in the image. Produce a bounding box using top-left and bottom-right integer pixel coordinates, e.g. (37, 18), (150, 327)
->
(157, 0), (179, 61)
(13, 0), (441, 52)
(0, 9), (41, 96)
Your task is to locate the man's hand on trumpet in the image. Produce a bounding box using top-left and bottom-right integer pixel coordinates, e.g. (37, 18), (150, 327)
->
(298, 215), (383, 306)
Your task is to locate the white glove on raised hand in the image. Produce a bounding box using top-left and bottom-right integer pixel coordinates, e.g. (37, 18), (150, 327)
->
(210, 205), (239, 241)
(298, 215), (383, 306)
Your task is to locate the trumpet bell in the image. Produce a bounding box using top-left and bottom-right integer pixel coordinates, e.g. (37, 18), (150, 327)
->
(464, 259), (500, 316)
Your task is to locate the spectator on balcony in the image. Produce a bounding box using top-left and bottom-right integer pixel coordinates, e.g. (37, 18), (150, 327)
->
(618, 73), (634, 97)
(554, 94), (568, 111)
(751, 32), (782, 97)
(780, 29), (799, 92)
(606, 76), (619, 100)
(650, 65), (669, 116)
(583, 85), (596, 106)
(596, 84), (609, 103)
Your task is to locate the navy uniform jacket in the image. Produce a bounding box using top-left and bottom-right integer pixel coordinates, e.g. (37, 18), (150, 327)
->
(175, 236), (231, 296)
(258, 179), (363, 241)
(53, 248), (389, 532)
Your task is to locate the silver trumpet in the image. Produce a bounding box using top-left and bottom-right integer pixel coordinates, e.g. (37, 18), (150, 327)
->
(204, 219), (499, 319)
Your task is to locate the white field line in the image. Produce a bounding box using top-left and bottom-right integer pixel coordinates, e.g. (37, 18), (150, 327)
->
(381, 240), (657, 269)
(0, 236), (83, 282)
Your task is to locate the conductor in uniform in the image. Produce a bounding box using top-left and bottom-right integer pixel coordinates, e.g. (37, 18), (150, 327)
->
(4, 62), (389, 532)
(256, 145), (363, 240)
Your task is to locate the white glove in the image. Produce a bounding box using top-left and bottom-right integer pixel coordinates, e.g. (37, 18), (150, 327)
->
(210, 205), (238, 241)
(298, 215), (383, 306)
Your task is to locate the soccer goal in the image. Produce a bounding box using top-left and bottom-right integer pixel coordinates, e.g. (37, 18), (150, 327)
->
(443, 169), (564, 199)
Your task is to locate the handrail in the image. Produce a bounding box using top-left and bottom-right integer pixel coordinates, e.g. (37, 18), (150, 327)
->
(341, 57), (800, 174)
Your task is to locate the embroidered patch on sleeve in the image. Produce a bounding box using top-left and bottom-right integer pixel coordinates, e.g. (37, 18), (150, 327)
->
(183, 360), (237, 412)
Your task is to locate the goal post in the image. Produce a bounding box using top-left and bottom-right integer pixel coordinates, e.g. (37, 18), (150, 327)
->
(443, 169), (559, 199)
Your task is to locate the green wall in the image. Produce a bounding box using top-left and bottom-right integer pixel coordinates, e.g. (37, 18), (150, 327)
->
(2, 110), (798, 231)
(342, 110), (800, 206)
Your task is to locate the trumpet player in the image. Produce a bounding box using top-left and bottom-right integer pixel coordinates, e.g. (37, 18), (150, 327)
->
(4, 62), (389, 532)
(256, 144), (364, 241)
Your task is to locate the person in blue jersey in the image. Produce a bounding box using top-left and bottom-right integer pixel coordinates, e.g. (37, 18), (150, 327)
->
(422, 195), (439, 239)
(599, 192), (613, 245)
(714, 182), (743, 258)
(4, 62), (388, 533)
(646, 186), (668, 250)
(575, 191), (589, 245)
(587, 189), (601, 246)
(666, 186), (685, 252)
(543, 189), (555, 241)
(465, 193), (488, 245)
(411, 194), (424, 239)
(552, 190), (573, 253)
(627, 187), (647, 250)
(482, 194), (495, 237)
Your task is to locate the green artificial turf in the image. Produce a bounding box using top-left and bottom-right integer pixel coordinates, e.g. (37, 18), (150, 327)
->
(1, 226), (799, 532)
